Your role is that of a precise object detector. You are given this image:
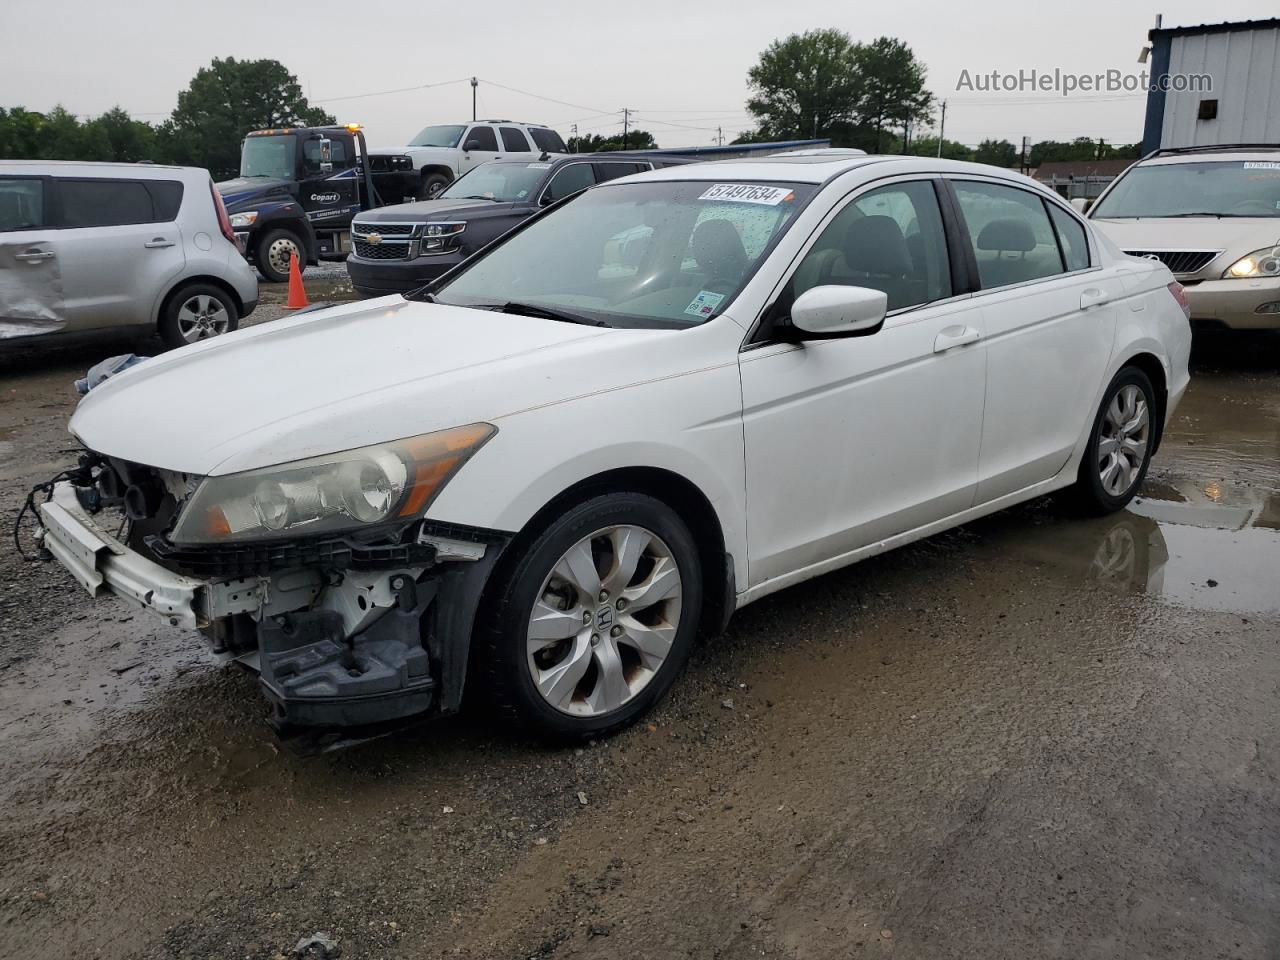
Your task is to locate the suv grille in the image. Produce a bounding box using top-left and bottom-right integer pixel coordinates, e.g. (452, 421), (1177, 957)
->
(1123, 249), (1222, 275)
(351, 221), (417, 261)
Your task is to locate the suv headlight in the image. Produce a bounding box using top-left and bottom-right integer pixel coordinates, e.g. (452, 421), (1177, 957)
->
(1223, 246), (1280, 279)
(418, 221), (465, 256)
(170, 423), (496, 544)
(229, 210), (259, 229)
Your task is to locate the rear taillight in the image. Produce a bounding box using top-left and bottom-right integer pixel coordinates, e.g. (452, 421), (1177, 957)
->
(210, 181), (235, 245)
(1167, 281), (1191, 320)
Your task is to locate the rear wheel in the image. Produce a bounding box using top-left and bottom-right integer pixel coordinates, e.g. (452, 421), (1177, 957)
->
(1067, 367), (1156, 514)
(158, 283), (239, 349)
(477, 493), (703, 741)
(255, 228), (304, 283)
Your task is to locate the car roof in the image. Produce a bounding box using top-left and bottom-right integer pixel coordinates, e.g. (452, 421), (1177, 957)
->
(0, 159), (196, 177)
(631, 153), (1053, 188)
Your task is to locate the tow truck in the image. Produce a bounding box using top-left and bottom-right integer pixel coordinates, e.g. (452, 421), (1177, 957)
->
(217, 124), (410, 283)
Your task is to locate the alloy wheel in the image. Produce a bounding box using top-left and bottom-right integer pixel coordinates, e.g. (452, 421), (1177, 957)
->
(526, 525), (683, 717)
(1097, 383), (1149, 497)
(176, 294), (230, 342)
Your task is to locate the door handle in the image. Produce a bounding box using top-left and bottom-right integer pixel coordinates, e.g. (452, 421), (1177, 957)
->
(1079, 287), (1108, 310)
(14, 249), (54, 262)
(933, 325), (981, 353)
(144, 238), (175, 248)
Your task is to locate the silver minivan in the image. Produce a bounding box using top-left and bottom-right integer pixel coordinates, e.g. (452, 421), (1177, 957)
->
(1, 160), (258, 348)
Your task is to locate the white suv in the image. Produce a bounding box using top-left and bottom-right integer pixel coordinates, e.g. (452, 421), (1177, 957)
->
(1, 161), (258, 349)
(367, 121), (568, 200)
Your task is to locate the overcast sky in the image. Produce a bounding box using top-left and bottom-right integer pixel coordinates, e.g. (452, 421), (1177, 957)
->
(2, 1), (1218, 150)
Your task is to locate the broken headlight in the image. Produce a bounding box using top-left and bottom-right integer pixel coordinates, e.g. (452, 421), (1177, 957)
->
(169, 423), (495, 544)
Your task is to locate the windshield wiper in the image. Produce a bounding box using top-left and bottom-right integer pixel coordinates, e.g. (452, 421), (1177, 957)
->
(459, 195), (499, 201)
(1163, 212), (1243, 218)
(493, 301), (610, 327)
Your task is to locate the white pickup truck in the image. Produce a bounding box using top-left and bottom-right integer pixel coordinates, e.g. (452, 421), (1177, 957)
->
(366, 120), (569, 201)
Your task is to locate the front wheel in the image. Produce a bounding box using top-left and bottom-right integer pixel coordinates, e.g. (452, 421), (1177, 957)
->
(477, 493), (703, 741)
(255, 228), (304, 283)
(417, 172), (450, 200)
(1067, 367), (1157, 514)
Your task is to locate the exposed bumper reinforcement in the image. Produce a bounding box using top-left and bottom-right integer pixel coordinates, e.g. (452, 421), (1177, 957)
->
(38, 482), (207, 629)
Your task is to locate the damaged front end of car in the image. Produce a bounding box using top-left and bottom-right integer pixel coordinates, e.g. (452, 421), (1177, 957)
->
(33, 425), (509, 735)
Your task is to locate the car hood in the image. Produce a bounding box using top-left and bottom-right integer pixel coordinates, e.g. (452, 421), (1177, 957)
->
(69, 297), (666, 477)
(216, 176), (294, 210)
(1091, 217), (1280, 257)
(356, 198), (526, 222)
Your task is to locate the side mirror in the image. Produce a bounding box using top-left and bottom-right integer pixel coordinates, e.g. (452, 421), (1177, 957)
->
(463, 139), (483, 152)
(790, 285), (888, 337)
(1070, 197), (1092, 214)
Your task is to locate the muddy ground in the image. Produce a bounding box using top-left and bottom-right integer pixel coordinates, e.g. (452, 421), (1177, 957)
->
(1, 271), (1277, 960)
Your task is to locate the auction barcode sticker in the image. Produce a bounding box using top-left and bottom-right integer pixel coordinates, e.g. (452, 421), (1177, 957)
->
(1243, 162), (1280, 170)
(698, 183), (795, 205)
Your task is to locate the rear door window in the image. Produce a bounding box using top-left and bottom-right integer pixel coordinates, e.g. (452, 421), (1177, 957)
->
(56, 178), (156, 228)
(951, 180), (1066, 289)
(0, 177), (45, 231)
(500, 127), (531, 152)
(594, 162), (648, 183)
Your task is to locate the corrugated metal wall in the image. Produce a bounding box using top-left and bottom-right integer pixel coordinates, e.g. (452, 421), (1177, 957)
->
(1161, 26), (1280, 147)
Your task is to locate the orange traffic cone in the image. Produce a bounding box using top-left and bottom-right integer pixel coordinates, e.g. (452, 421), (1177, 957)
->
(284, 252), (310, 310)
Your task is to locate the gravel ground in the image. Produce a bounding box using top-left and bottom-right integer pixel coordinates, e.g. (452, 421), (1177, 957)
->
(0, 288), (1277, 960)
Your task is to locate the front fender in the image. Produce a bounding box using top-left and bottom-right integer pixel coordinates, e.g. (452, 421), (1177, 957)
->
(425, 365), (749, 595)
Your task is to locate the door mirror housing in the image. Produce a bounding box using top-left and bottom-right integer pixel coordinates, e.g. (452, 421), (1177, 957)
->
(463, 138), (483, 152)
(789, 285), (888, 338)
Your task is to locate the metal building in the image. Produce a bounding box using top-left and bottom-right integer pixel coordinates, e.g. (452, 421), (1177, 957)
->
(1141, 18), (1280, 153)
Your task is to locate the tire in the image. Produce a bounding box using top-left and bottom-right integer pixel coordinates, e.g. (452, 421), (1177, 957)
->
(477, 492), (703, 741)
(158, 283), (239, 349)
(1066, 366), (1157, 515)
(254, 228), (304, 283)
(417, 172), (450, 200)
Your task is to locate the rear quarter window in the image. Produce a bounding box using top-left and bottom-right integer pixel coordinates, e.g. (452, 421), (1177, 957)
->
(0, 177), (45, 231)
(528, 128), (567, 153)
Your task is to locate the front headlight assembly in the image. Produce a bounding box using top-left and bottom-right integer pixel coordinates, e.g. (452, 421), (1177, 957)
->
(418, 221), (465, 256)
(1223, 246), (1280, 279)
(229, 210), (259, 229)
(170, 423), (495, 544)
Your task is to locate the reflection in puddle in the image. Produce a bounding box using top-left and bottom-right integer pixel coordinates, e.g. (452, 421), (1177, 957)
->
(998, 477), (1279, 617)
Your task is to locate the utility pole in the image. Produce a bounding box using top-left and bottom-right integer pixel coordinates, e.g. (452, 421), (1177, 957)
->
(812, 114), (818, 139)
(936, 100), (947, 157)
(1020, 135), (1031, 174)
(570, 123), (578, 151)
(622, 108), (630, 150)
(470, 77), (478, 121)
(716, 126), (724, 146)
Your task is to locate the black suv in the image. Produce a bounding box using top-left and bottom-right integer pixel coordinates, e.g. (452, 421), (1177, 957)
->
(346, 154), (685, 297)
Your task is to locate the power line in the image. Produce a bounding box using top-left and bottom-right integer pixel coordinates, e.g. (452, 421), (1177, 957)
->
(476, 79), (613, 116)
(313, 77), (471, 104)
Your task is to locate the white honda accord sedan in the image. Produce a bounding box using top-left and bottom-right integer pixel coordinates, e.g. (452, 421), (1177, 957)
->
(38, 154), (1191, 740)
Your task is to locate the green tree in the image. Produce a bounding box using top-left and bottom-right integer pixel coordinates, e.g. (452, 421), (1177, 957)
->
(899, 136), (973, 161)
(746, 29), (864, 141)
(0, 107), (48, 158)
(852, 37), (933, 153)
(163, 57), (334, 179)
(566, 129), (659, 152)
(974, 138), (1018, 167)
(88, 107), (158, 163)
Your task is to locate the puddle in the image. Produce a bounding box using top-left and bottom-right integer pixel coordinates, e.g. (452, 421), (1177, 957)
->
(997, 478), (1279, 617)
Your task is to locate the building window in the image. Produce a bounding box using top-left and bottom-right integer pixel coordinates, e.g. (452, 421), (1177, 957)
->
(1197, 99), (1218, 121)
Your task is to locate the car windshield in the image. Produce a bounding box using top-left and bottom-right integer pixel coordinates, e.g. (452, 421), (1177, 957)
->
(240, 135), (296, 179)
(1092, 160), (1280, 218)
(439, 162), (548, 202)
(430, 180), (815, 329)
(409, 124), (466, 148)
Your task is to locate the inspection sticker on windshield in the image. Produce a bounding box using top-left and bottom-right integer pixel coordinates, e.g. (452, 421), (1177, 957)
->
(684, 290), (726, 317)
(698, 183), (794, 205)
(527, 162), (552, 169)
(1243, 162), (1280, 169)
